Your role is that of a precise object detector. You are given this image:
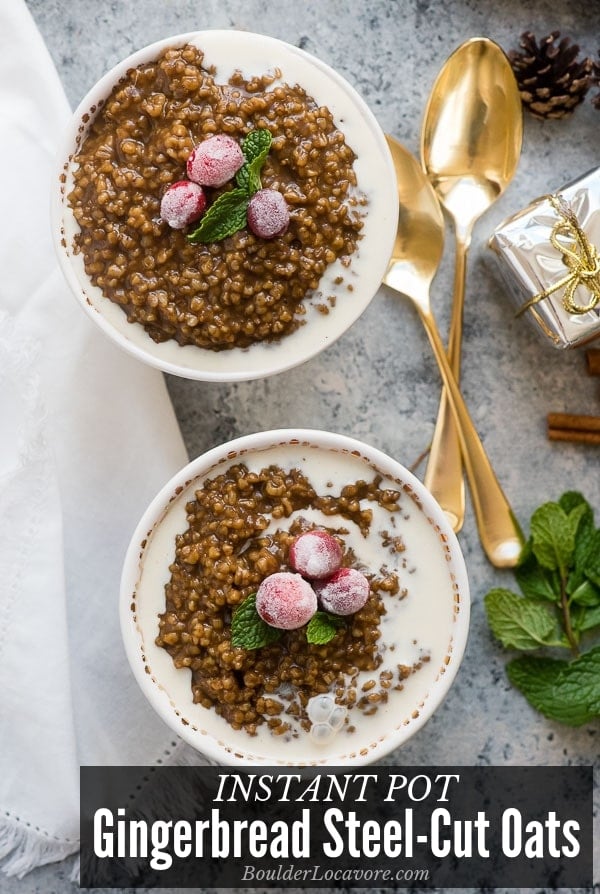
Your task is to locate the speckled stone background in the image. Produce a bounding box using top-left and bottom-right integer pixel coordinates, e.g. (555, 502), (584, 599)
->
(17, 0), (600, 892)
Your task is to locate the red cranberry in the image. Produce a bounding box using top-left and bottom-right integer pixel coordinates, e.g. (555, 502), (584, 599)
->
(314, 567), (370, 616)
(160, 181), (206, 229)
(186, 135), (244, 188)
(289, 530), (343, 580)
(255, 572), (317, 630)
(247, 188), (290, 239)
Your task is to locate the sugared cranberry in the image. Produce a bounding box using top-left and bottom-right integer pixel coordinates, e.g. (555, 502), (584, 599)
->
(255, 572), (317, 630)
(186, 135), (244, 187)
(289, 530), (343, 580)
(247, 188), (290, 239)
(314, 567), (370, 616)
(160, 180), (206, 229)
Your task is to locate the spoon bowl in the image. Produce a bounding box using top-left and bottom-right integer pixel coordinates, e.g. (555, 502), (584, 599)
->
(383, 135), (522, 568)
(422, 37), (523, 237)
(385, 147), (444, 301)
(421, 38), (523, 531)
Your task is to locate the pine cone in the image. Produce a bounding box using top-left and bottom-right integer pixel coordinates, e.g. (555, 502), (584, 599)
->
(509, 31), (592, 119)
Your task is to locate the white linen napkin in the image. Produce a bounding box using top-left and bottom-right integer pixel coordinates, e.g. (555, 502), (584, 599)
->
(0, 1), (190, 877)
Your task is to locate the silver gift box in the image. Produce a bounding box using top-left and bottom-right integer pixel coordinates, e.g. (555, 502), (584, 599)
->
(489, 167), (600, 349)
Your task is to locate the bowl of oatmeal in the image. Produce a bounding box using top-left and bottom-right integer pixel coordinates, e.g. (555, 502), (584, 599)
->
(53, 31), (398, 380)
(120, 429), (470, 765)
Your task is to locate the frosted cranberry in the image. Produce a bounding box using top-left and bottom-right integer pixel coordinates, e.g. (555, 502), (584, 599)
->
(160, 181), (206, 229)
(314, 567), (370, 616)
(247, 188), (290, 239)
(289, 530), (343, 580)
(186, 135), (244, 187)
(255, 572), (317, 630)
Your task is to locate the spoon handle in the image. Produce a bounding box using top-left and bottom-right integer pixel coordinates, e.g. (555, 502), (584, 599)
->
(424, 237), (468, 532)
(418, 304), (523, 568)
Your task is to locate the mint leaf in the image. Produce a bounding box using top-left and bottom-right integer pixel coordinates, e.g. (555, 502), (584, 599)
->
(572, 604), (600, 633)
(245, 155), (266, 194)
(306, 612), (345, 645)
(530, 501), (586, 575)
(555, 646), (600, 715)
(242, 128), (272, 164)
(187, 188), (249, 243)
(485, 491), (600, 727)
(583, 530), (600, 587)
(506, 656), (564, 719)
(558, 490), (591, 516)
(236, 129), (272, 194)
(508, 648), (600, 726)
(515, 542), (559, 602)
(236, 166), (251, 192)
(230, 593), (282, 651)
(506, 656), (586, 725)
(570, 579), (600, 607)
(484, 589), (558, 650)
(565, 495), (596, 592)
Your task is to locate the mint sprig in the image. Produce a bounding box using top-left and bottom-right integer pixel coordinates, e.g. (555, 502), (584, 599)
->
(187, 128), (272, 244)
(186, 188), (249, 244)
(484, 491), (600, 726)
(306, 612), (345, 645)
(230, 592), (282, 651)
(485, 589), (562, 651)
(236, 129), (272, 194)
(230, 594), (346, 651)
(506, 649), (600, 726)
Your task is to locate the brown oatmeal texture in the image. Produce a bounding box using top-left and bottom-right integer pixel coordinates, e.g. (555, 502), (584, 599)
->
(155, 462), (413, 736)
(68, 44), (364, 350)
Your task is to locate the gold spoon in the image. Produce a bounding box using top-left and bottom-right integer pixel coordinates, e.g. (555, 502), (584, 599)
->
(421, 37), (523, 532)
(383, 135), (522, 567)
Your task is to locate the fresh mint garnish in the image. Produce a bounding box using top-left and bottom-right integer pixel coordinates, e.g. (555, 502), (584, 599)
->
(188, 128), (273, 244)
(506, 648), (600, 727)
(187, 188), (249, 244)
(529, 501), (587, 575)
(236, 129), (272, 193)
(484, 491), (600, 726)
(306, 611), (345, 645)
(230, 592), (282, 651)
(241, 128), (273, 164)
(230, 596), (346, 651)
(484, 589), (562, 651)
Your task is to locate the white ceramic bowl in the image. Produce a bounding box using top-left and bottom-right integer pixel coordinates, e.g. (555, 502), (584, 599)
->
(120, 429), (470, 766)
(53, 31), (398, 381)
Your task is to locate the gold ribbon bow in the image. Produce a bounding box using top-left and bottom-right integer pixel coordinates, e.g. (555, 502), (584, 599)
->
(517, 194), (600, 317)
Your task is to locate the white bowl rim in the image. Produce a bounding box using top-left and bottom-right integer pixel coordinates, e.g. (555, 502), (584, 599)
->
(52, 30), (398, 382)
(120, 428), (470, 766)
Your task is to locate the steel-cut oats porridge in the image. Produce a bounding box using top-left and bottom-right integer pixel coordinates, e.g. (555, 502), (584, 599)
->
(67, 44), (365, 350)
(155, 457), (446, 745)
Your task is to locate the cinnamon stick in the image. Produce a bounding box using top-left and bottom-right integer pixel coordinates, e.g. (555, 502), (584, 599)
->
(547, 412), (600, 432)
(547, 412), (600, 445)
(548, 428), (600, 445)
(586, 349), (600, 376)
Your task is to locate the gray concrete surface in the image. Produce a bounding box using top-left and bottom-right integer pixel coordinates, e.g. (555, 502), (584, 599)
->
(12, 0), (600, 891)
